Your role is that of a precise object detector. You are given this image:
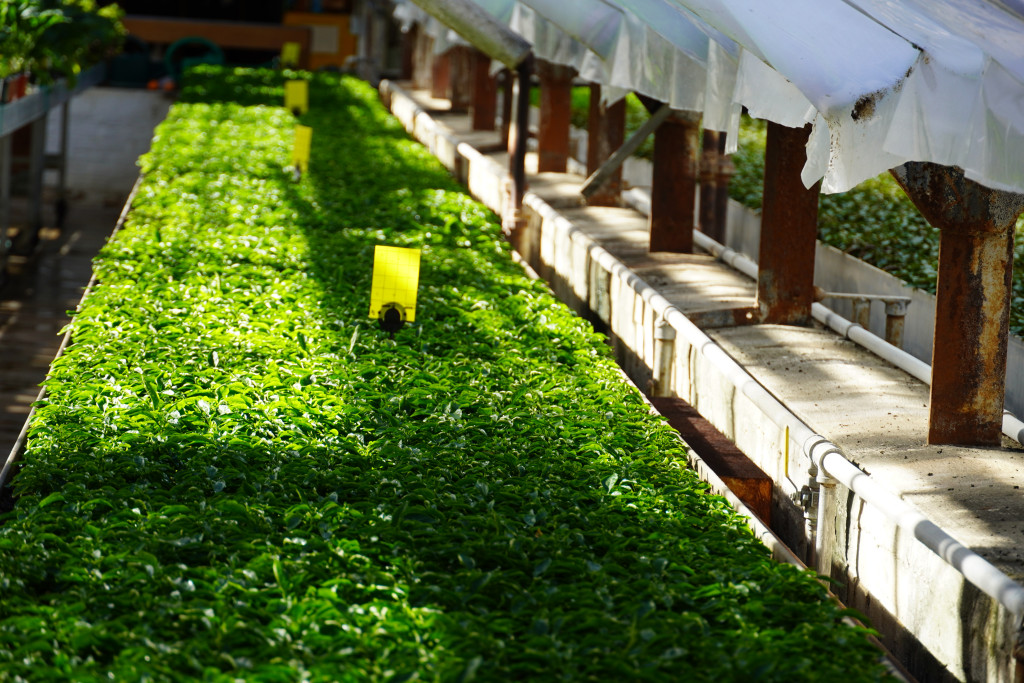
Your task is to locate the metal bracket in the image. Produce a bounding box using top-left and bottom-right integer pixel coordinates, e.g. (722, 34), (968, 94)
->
(581, 103), (672, 199)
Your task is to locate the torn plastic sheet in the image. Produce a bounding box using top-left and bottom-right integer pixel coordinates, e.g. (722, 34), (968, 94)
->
(516, 0), (715, 113)
(400, 0), (1024, 195)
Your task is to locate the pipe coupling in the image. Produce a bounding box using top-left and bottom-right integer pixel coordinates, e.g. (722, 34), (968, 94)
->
(655, 319), (676, 341)
(884, 299), (910, 316)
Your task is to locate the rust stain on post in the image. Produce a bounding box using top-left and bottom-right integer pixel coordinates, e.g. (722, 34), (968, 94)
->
(892, 161), (1024, 445)
(650, 112), (699, 253)
(499, 69), (513, 150)
(714, 132), (734, 242)
(448, 46), (473, 111)
(537, 61), (575, 173)
(699, 130), (719, 240)
(470, 49), (497, 131)
(757, 122), (820, 325)
(586, 84), (625, 207)
(430, 50), (451, 100)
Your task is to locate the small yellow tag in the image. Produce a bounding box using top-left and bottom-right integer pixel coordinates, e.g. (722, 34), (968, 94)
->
(369, 246), (421, 323)
(292, 125), (312, 173)
(284, 80), (308, 115)
(281, 42), (300, 67)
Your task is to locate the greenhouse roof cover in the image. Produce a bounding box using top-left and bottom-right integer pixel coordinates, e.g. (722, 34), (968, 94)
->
(400, 0), (1024, 196)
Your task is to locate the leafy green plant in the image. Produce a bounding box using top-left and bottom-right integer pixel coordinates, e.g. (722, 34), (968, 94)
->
(0, 0), (123, 84)
(0, 67), (892, 682)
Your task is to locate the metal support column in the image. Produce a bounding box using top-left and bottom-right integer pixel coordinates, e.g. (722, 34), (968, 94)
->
(649, 111), (699, 253)
(585, 85), (625, 206)
(448, 46), (472, 111)
(500, 69), (513, 150)
(714, 132), (734, 241)
(430, 49), (450, 100)
(757, 122), (820, 325)
(55, 102), (69, 228)
(18, 116), (47, 253)
(892, 162), (1024, 445)
(470, 49), (497, 131)
(0, 135), (10, 273)
(699, 129), (719, 240)
(399, 23), (416, 81)
(504, 55), (533, 234)
(536, 61), (574, 173)
(412, 29), (432, 90)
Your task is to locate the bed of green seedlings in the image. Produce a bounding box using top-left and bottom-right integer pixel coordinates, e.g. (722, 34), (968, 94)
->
(0, 67), (889, 682)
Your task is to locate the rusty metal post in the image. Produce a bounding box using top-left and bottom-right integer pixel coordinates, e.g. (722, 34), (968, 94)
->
(700, 129), (719, 240)
(892, 162), (1024, 445)
(431, 49), (451, 100)
(586, 84), (626, 206)
(536, 61), (575, 173)
(413, 30), (434, 91)
(715, 132), (734, 242)
(470, 50), (497, 131)
(399, 24), (416, 81)
(650, 111), (699, 253)
(500, 69), (513, 150)
(448, 46), (473, 111)
(851, 298), (870, 329)
(757, 122), (821, 325)
(884, 299), (908, 349)
(503, 54), (534, 238)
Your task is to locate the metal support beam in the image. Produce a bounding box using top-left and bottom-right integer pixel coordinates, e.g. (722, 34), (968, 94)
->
(700, 129), (719, 240)
(448, 46), (473, 111)
(585, 85), (626, 206)
(499, 69), (513, 150)
(470, 49), (497, 131)
(410, 0), (532, 69)
(583, 102), (671, 200)
(891, 161), (1024, 445)
(13, 117), (48, 254)
(0, 135), (10, 274)
(430, 50), (450, 100)
(412, 27), (432, 90)
(399, 23), (416, 80)
(504, 55), (533, 234)
(649, 111), (699, 253)
(55, 102), (69, 228)
(714, 132), (734, 241)
(536, 61), (574, 173)
(757, 122), (820, 325)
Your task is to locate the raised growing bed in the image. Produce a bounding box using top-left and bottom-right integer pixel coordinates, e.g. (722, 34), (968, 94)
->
(0, 67), (890, 681)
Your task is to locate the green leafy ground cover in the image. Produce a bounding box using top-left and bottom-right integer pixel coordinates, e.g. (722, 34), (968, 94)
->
(546, 88), (1024, 334)
(0, 68), (889, 681)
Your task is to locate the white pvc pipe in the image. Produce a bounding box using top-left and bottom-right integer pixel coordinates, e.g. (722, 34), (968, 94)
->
(628, 189), (1020, 440)
(538, 189), (1024, 620)
(811, 302), (932, 385)
(819, 450), (1024, 618)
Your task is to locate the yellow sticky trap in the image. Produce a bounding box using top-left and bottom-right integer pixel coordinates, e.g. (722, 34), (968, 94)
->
(284, 80), (308, 115)
(292, 125), (312, 174)
(281, 42), (300, 67)
(370, 246), (421, 324)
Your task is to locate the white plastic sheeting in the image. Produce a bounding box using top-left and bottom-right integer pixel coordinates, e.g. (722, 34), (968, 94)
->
(399, 0), (1024, 196)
